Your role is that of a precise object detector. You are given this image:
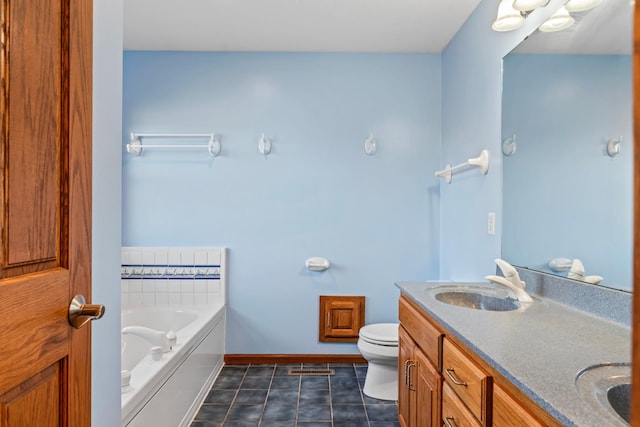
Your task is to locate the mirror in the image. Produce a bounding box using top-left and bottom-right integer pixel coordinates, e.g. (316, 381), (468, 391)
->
(501, 0), (633, 292)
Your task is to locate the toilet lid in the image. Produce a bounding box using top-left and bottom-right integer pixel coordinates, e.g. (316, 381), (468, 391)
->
(359, 323), (399, 344)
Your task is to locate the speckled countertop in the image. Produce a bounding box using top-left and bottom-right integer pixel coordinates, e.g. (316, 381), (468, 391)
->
(395, 280), (631, 427)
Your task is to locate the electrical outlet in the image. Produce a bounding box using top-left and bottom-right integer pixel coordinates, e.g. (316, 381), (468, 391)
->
(488, 212), (496, 235)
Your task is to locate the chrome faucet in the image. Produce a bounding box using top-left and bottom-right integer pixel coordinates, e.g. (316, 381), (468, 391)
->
(121, 326), (177, 352)
(485, 258), (533, 303)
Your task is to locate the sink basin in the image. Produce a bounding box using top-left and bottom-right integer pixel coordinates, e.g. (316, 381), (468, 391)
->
(575, 363), (630, 426)
(428, 285), (520, 312)
(608, 383), (630, 423)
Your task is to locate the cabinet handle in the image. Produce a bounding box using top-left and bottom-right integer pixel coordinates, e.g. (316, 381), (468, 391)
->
(407, 361), (416, 391)
(404, 360), (411, 386)
(445, 368), (467, 387)
(444, 416), (458, 427)
(327, 313), (330, 326)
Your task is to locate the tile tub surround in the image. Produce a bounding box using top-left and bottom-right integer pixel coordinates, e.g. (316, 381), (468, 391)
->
(396, 280), (631, 427)
(191, 363), (400, 427)
(121, 247), (226, 307)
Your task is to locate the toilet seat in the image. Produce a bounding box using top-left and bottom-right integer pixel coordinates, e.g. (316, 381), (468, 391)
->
(359, 323), (398, 346)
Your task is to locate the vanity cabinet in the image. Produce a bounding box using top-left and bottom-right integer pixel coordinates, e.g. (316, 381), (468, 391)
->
(442, 383), (482, 427)
(492, 384), (545, 427)
(442, 338), (491, 426)
(398, 298), (443, 427)
(398, 295), (559, 427)
(399, 326), (442, 427)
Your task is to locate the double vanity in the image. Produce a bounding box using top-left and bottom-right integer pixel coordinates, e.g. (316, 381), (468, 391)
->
(396, 268), (631, 426)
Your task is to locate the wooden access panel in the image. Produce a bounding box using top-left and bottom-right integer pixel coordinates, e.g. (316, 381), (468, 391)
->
(319, 296), (365, 342)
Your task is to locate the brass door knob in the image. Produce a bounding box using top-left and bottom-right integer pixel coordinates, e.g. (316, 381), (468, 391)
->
(68, 294), (105, 329)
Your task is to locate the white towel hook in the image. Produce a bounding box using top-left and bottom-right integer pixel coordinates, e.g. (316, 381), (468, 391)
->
(364, 134), (377, 155)
(606, 137), (621, 157)
(258, 134), (272, 156)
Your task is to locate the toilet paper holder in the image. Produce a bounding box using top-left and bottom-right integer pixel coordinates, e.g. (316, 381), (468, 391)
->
(305, 257), (330, 272)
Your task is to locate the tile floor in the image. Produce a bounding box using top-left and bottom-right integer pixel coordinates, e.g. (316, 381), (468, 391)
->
(190, 363), (400, 427)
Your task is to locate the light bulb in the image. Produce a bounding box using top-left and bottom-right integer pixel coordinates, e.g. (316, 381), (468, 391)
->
(539, 6), (575, 32)
(564, 0), (603, 12)
(512, 0), (549, 11)
(492, 0), (525, 32)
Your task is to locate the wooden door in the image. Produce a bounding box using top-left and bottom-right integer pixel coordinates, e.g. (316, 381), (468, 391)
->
(415, 348), (442, 427)
(398, 326), (415, 427)
(632, 3), (640, 427)
(0, 0), (93, 426)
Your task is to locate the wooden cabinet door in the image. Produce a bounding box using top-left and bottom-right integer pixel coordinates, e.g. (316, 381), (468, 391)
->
(415, 348), (442, 427)
(0, 0), (93, 425)
(398, 326), (415, 427)
(319, 295), (365, 342)
(493, 384), (545, 427)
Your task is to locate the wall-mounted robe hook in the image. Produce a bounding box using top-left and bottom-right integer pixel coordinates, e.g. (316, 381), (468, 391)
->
(364, 134), (377, 155)
(606, 137), (621, 157)
(502, 134), (517, 156)
(258, 134), (272, 156)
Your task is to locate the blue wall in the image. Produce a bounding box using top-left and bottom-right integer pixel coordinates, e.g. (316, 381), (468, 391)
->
(122, 52), (442, 354)
(439, 0), (566, 280)
(502, 54), (632, 289)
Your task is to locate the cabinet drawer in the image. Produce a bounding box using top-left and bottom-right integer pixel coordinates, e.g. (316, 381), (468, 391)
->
(442, 338), (491, 425)
(493, 384), (544, 427)
(399, 296), (442, 368)
(442, 383), (482, 427)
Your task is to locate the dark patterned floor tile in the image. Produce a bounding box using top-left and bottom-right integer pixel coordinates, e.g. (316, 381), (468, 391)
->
(332, 404), (368, 422)
(300, 376), (329, 389)
(225, 404), (263, 421)
(212, 376), (243, 390)
(332, 366), (358, 377)
(363, 395), (397, 405)
(194, 404), (229, 421)
(261, 404), (298, 421)
(233, 389), (268, 405)
(332, 388), (364, 404)
(219, 365), (248, 377)
(274, 364), (301, 376)
(330, 376), (360, 390)
(266, 388), (299, 405)
(204, 389), (237, 404)
(240, 376), (272, 389)
(270, 376), (300, 389)
(299, 389), (331, 405)
(259, 422), (295, 427)
(297, 404), (332, 422)
(366, 404), (399, 421)
(246, 365), (275, 376)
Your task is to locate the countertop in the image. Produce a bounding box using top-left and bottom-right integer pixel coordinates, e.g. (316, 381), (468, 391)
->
(396, 281), (631, 427)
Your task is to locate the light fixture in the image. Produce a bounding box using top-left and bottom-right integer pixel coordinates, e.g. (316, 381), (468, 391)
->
(564, 0), (603, 12)
(538, 6), (575, 32)
(492, 0), (525, 32)
(512, 0), (549, 11)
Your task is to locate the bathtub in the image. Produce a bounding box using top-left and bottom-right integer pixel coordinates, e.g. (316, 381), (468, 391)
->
(121, 301), (225, 427)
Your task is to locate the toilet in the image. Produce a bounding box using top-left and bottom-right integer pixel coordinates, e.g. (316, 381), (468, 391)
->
(357, 323), (399, 401)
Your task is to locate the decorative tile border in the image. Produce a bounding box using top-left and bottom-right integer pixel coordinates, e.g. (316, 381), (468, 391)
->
(121, 247), (226, 307)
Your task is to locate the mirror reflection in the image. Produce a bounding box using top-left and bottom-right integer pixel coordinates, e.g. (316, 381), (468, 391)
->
(501, 0), (633, 291)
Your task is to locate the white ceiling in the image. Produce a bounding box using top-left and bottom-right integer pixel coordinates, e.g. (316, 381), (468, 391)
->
(124, 0), (482, 53)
